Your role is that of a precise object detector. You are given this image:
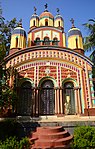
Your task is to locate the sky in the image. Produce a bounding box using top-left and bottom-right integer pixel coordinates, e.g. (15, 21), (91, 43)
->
(1, 0), (95, 56)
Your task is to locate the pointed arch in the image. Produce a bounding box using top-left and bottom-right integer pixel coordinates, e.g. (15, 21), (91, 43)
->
(38, 76), (58, 88)
(39, 79), (54, 115)
(18, 78), (34, 87)
(38, 77), (57, 115)
(62, 78), (77, 115)
(17, 78), (34, 116)
(62, 78), (78, 87)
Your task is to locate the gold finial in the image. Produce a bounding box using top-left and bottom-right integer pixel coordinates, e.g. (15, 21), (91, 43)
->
(56, 8), (60, 15)
(70, 18), (75, 28)
(34, 6), (37, 14)
(44, 3), (48, 11)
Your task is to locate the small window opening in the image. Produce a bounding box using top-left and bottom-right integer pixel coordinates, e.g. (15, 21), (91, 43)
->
(16, 37), (18, 48)
(45, 19), (48, 26)
(33, 20), (35, 26)
(58, 21), (60, 27)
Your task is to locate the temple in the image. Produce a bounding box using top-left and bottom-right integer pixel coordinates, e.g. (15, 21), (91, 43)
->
(5, 4), (95, 117)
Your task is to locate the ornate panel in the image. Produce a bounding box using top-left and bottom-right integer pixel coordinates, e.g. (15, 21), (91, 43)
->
(19, 67), (34, 81)
(61, 67), (77, 81)
(39, 66), (57, 80)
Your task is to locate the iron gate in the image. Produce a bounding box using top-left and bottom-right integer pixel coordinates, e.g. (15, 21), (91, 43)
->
(17, 82), (76, 116)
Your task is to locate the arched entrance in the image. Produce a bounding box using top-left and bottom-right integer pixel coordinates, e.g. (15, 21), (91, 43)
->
(17, 81), (33, 116)
(40, 80), (54, 115)
(63, 82), (75, 114)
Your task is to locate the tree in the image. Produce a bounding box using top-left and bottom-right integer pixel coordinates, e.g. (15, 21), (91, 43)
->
(0, 16), (18, 57)
(0, 7), (19, 116)
(83, 19), (95, 51)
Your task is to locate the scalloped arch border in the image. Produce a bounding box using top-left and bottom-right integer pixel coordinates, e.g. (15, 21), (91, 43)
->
(38, 76), (58, 87)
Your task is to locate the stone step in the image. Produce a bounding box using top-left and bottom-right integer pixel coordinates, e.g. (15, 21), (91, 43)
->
(30, 126), (73, 148)
(53, 144), (71, 149)
(36, 126), (63, 133)
(29, 137), (38, 142)
(54, 135), (73, 146)
(32, 144), (70, 149)
(35, 135), (73, 147)
(32, 130), (69, 140)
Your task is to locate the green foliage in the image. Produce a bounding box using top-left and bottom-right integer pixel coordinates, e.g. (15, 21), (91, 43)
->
(0, 6), (18, 65)
(0, 137), (31, 149)
(2, 88), (17, 108)
(72, 126), (95, 148)
(92, 67), (95, 78)
(83, 19), (95, 51)
(19, 137), (30, 149)
(0, 86), (17, 116)
(0, 15), (18, 58)
(0, 6), (19, 115)
(0, 137), (18, 149)
(0, 66), (19, 115)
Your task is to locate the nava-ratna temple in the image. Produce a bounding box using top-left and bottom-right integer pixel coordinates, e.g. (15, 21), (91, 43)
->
(5, 4), (95, 117)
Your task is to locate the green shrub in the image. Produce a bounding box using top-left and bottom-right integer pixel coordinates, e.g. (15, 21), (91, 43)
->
(0, 136), (19, 149)
(72, 126), (95, 148)
(0, 136), (31, 149)
(19, 137), (30, 149)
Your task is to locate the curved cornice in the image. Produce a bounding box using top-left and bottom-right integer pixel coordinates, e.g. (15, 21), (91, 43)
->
(5, 46), (93, 66)
(28, 26), (64, 34)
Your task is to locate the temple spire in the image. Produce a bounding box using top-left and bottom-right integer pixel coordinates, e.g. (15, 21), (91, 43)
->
(70, 18), (75, 28)
(44, 3), (48, 12)
(56, 8), (60, 15)
(34, 6), (37, 14)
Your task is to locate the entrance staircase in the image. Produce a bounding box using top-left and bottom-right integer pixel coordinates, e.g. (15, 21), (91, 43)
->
(30, 126), (73, 149)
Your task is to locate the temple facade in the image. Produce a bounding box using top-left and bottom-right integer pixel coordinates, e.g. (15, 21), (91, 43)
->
(5, 4), (95, 116)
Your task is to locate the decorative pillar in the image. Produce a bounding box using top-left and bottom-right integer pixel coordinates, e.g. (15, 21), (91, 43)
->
(80, 69), (85, 112)
(77, 88), (82, 114)
(74, 88), (78, 114)
(88, 70), (94, 107)
(54, 88), (57, 114)
(60, 88), (63, 114)
(57, 89), (60, 114)
(74, 87), (81, 114)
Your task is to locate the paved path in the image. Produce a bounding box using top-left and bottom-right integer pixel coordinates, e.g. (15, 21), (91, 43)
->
(38, 115), (95, 122)
(14, 115), (95, 122)
(0, 115), (95, 122)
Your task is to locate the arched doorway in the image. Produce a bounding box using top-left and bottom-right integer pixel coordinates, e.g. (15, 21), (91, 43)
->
(17, 81), (33, 116)
(40, 80), (54, 115)
(63, 82), (75, 114)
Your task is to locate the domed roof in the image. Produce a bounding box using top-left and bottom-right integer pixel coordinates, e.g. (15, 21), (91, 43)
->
(12, 26), (26, 37)
(40, 11), (54, 19)
(31, 13), (39, 19)
(68, 27), (82, 37)
(54, 14), (63, 21)
(54, 8), (63, 21)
